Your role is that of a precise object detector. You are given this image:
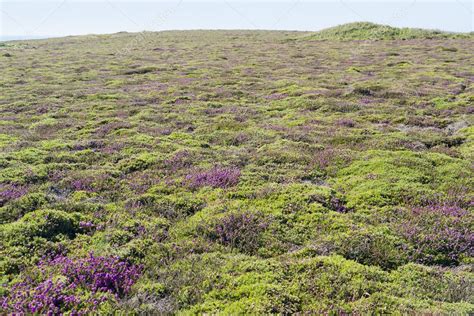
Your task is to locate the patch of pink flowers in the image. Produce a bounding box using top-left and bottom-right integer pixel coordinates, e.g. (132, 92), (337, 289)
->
(399, 203), (473, 265)
(186, 166), (241, 189)
(2, 253), (142, 314)
(213, 211), (269, 254)
(0, 183), (28, 206)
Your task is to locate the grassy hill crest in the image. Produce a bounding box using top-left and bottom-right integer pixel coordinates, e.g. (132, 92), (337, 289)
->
(301, 22), (473, 40)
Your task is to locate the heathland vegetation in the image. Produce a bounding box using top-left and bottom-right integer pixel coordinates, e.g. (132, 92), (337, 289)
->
(0, 23), (473, 313)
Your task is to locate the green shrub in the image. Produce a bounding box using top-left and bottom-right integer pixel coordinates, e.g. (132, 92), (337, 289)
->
(131, 193), (205, 220)
(0, 192), (49, 224)
(334, 150), (469, 208)
(287, 255), (387, 313)
(1, 209), (85, 275)
(331, 227), (410, 270)
(390, 263), (473, 303)
(2, 209), (83, 243)
(118, 153), (157, 173)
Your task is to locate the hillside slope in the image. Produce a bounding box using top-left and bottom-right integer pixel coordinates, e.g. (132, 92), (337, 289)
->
(300, 22), (473, 40)
(0, 30), (473, 314)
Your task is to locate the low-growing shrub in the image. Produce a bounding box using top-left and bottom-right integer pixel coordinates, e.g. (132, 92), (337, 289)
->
(288, 255), (387, 313)
(1, 209), (86, 273)
(130, 193), (205, 220)
(0, 192), (49, 223)
(332, 228), (410, 270)
(2, 253), (142, 314)
(2, 209), (83, 243)
(389, 263), (473, 303)
(185, 166), (241, 189)
(209, 211), (269, 255)
(397, 203), (473, 265)
(0, 183), (28, 206)
(119, 153), (157, 174)
(334, 151), (469, 208)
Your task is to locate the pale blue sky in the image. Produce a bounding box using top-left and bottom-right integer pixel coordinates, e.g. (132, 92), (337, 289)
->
(1, 0), (472, 40)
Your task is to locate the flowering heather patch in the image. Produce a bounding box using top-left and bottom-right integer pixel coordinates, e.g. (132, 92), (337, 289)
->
(360, 98), (375, 104)
(2, 279), (81, 314)
(212, 211), (269, 254)
(398, 203), (474, 265)
(185, 166), (241, 189)
(0, 183), (28, 206)
(265, 93), (288, 100)
(2, 254), (142, 314)
(50, 254), (142, 296)
(165, 150), (192, 172)
(335, 118), (356, 127)
(79, 220), (96, 230)
(70, 178), (95, 192)
(127, 172), (158, 194)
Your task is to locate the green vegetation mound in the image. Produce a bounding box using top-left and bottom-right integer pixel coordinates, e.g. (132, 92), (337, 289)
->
(303, 22), (472, 40)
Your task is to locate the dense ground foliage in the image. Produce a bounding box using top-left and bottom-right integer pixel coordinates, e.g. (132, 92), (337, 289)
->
(301, 22), (474, 40)
(1, 24), (473, 313)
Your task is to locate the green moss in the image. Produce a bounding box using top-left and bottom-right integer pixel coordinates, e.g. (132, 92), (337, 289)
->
(391, 263), (471, 300)
(329, 226), (410, 270)
(29, 118), (58, 130)
(0, 134), (18, 149)
(87, 93), (123, 100)
(288, 255), (387, 313)
(0, 192), (49, 223)
(333, 150), (470, 208)
(2, 209), (83, 242)
(118, 152), (157, 173)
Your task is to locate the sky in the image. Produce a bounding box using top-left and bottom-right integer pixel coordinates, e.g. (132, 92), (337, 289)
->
(1, 0), (473, 40)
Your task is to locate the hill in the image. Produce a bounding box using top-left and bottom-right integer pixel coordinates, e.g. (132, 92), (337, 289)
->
(0, 29), (473, 314)
(300, 22), (473, 40)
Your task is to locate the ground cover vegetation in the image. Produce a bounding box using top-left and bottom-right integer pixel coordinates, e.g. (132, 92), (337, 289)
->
(0, 23), (473, 314)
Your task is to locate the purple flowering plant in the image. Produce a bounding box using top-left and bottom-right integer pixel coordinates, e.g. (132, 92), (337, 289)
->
(398, 202), (474, 265)
(185, 166), (241, 189)
(211, 211), (270, 254)
(2, 253), (142, 314)
(0, 183), (28, 206)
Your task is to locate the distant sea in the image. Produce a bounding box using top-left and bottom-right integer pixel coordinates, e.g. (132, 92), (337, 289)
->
(0, 35), (52, 42)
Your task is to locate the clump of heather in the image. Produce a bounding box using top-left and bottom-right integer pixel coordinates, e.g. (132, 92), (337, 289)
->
(0, 183), (28, 206)
(326, 196), (352, 213)
(64, 173), (114, 194)
(165, 150), (192, 172)
(79, 220), (96, 233)
(335, 118), (356, 127)
(95, 121), (131, 137)
(398, 203), (473, 265)
(50, 254), (142, 296)
(311, 147), (352, 176)
(2, 279), (81, 314)
(126, 171), (160, 194)
(264, 93), (287, 100)
(185, 166), (241, 189)
(70, 178), (95, 192)
(211, 211), (269, 254)
(2, 254), (142, 314)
